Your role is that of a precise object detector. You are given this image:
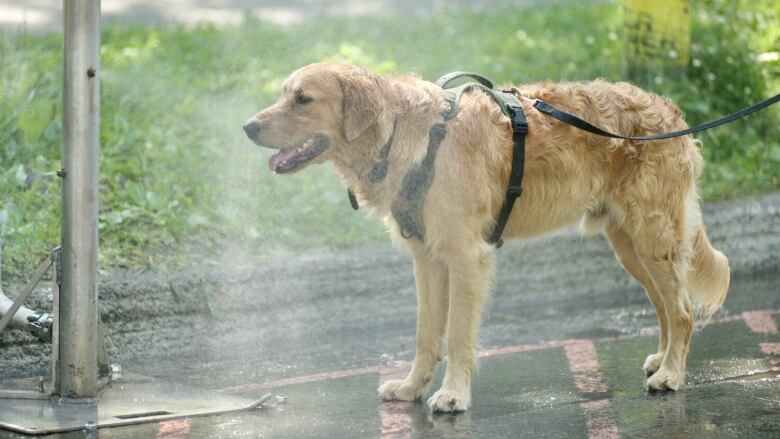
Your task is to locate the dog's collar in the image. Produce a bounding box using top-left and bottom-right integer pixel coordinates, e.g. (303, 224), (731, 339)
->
(368, 115), (398, 184)
(347, 114), (399, 210)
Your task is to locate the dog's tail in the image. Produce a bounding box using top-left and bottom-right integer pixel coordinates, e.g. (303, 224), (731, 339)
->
(688, 226), (730, 318)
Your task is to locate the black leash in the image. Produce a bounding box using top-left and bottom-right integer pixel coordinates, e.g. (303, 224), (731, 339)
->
(532, 93), (780, 141)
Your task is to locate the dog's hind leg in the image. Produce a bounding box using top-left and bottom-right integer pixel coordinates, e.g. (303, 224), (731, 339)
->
(379, 242), (449, 402)
(427, 241), (494, 412)
(604, 220), (668, 376)
(626, 197), (697, 392)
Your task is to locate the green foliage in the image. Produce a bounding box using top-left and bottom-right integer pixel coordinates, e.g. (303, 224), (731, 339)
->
(666, 0), (780, 199)
(0, 32), (63, 278)
(0, 1), (778, 278)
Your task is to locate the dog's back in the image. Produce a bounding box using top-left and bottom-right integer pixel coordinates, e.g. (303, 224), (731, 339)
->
(517, 80), (688, 149)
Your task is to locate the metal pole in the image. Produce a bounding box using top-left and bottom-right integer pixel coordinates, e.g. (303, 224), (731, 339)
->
(58, 0), (100, 400)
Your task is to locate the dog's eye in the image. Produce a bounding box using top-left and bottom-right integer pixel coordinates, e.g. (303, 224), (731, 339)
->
(296, 95), (313, 105)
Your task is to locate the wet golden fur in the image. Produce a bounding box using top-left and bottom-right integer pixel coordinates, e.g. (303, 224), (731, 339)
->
(244, 63), (730, 412)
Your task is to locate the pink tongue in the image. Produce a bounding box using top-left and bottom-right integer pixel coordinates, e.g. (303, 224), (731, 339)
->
(268, 148), (300, 172)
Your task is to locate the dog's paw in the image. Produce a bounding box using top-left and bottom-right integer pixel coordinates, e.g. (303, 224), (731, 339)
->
(643, 352), (664, 377)
(427, 386), (470, 412)
(378, 379), (424, 402)
(645, 366), (684, 392)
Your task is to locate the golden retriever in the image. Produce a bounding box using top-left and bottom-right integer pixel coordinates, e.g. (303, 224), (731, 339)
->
(243, 62), (730, 412)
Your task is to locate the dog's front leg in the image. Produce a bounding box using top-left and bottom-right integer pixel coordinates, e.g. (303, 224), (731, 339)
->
(379, 244), (449, 401)
(428, 245), (493, 412)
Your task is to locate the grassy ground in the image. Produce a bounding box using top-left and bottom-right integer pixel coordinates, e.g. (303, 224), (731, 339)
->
(0, 0), (778, 278)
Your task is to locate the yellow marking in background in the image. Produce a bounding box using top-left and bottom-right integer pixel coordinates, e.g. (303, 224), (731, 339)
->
(624, 0), (691, 67)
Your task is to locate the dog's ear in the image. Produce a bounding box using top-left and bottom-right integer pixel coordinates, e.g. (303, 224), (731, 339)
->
(339, 69), (386, 142)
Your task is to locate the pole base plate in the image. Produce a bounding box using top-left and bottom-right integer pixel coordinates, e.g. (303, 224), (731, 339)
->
(0, 372), (265, 435)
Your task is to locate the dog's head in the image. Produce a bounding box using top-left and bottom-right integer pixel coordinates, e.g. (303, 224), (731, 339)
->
(243, 63), (391, 174)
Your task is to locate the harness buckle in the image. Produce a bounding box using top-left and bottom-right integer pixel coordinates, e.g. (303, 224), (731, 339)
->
(430, 122), (447, 138)
(512, 120), (529, 134)
(507, 104), (529, 134)
(508, 185), (523, 196)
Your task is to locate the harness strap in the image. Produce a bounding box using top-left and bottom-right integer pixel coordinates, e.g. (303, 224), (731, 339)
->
(391, 122), (447, 241)
(533, 93), (780, 141)
(441, 83), (519, 120)
(347, 188), (360, 210)
(387, 74), (530, 246)
(436, 71), (494, 89)
(487, 103), (528, 247)
(349, 71), (530, 247)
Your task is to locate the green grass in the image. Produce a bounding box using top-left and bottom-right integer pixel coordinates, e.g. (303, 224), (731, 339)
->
(1, 0), (778, 278)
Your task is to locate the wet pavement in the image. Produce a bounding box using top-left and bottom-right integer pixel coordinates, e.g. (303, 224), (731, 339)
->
(3, 282), (780, 438)
(1, 194), (779, 437)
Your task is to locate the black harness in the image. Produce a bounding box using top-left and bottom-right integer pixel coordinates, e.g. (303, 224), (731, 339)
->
(349, 71), (528, 247)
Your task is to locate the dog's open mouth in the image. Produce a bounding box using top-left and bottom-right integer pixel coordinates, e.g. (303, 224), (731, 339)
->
(268, 135), (330, 174)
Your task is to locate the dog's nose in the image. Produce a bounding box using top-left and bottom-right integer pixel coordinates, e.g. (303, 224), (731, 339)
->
(243, 120), (261, 139)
